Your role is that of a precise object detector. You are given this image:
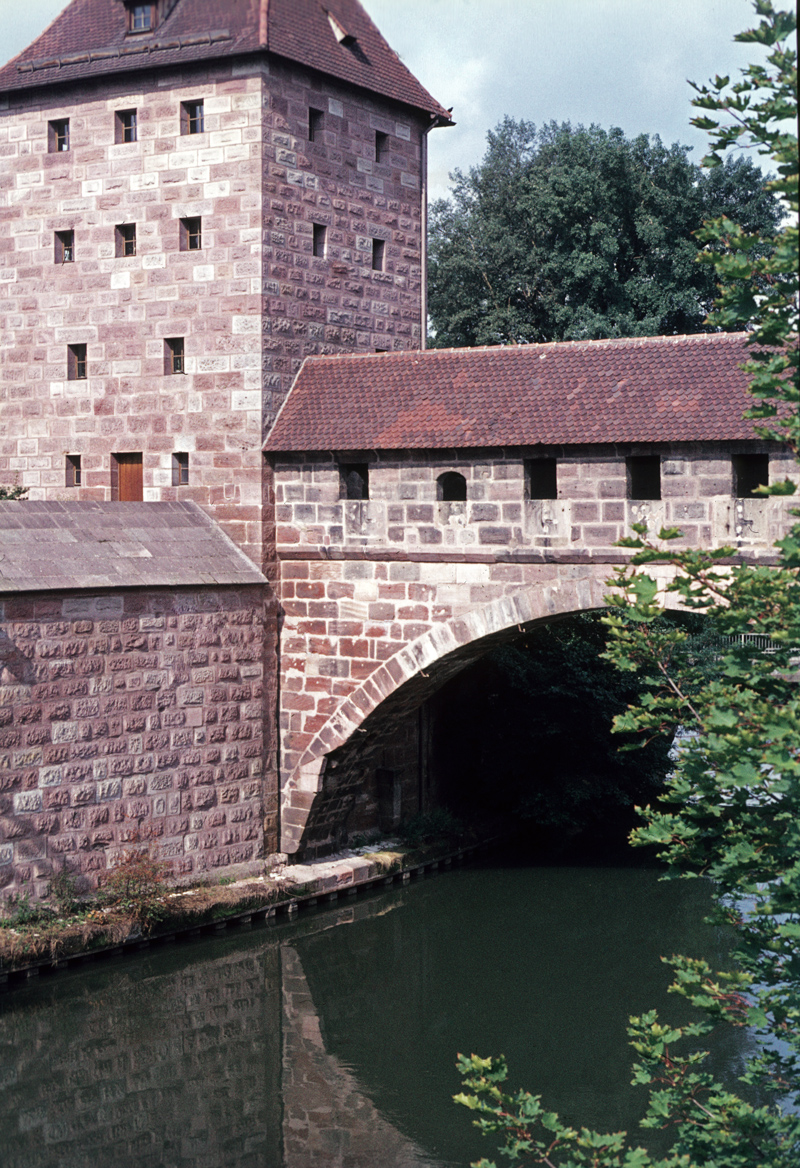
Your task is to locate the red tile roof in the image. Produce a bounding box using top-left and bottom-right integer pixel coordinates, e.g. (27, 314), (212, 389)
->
(264, 333), (764, 451)
(0, 0), (452, 122)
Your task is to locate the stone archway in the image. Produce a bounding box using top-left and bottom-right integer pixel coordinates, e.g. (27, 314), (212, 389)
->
(280, 561), (679, 853)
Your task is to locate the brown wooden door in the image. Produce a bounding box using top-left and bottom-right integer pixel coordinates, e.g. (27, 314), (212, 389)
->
(113, 453), (143, 501)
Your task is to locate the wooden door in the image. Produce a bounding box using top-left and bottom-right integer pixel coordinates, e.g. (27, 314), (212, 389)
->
(113, 453), (143, 501)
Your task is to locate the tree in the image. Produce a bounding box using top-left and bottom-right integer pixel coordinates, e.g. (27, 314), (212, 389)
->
(428, 120), (782, 347)
(0, 485), (27, 499)
(454, 3), (799, 1164)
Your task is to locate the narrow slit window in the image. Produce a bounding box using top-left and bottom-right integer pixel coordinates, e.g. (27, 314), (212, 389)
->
(164, 337), (185, 375)
(437, 472), (467, 502)
(180, 217), (202, 251)
(55, 230), (74, 264)
(65, 454), (81, 488)
(526, 458), (558, 500)
(48, 119), (69, 153)
(181, 100), (204, 135)
(115, 109), (138, 143)
(115, 223), (136, 257)
(111, 452), (143, 501)
(733, 453), (769, 498)
(312, 223), (327, 258)
(172, 452), (189, 486)
(67, 344), (87, 381)
(627, 455), (661, 501)
(375, 130), (388, 162)
(340, 463), (369, 501)
(372, 238), (385, 272)
(309, 107), (324, 141)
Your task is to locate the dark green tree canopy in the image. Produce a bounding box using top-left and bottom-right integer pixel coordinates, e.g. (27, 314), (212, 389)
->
(427, 118), (781, 347)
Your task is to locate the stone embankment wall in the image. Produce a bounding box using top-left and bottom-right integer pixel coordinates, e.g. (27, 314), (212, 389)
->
(0, 584), (274, 900)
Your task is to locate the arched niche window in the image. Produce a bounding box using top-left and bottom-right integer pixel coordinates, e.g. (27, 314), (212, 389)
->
(436, 472), (467, 502)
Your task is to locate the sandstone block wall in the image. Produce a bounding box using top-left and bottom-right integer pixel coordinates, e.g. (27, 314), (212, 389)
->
(0, 57), (426, 566)
(0, 64), (266, 559)
(0, 584), (274, 900)
(260, 58), (427, 422)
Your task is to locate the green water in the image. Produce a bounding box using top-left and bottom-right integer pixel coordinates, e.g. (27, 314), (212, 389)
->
(0, 859), (747, 1167)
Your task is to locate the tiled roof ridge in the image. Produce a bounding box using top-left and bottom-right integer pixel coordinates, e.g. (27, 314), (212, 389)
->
(298, 330), (752, 363)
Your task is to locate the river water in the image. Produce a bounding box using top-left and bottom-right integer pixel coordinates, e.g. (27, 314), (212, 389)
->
(0, 856), (748, 1168)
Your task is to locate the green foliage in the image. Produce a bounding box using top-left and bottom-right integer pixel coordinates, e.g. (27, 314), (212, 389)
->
(48, 866), (79, 916)
(454, 5), (798, 1164)
(0, 483), (28, 500)
(428, 120), (781, 348)
(0, 892), (52, 929)
(98, 838), (172, 933)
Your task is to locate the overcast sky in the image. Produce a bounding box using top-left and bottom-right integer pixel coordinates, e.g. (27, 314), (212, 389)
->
(1, 0), (764, 199)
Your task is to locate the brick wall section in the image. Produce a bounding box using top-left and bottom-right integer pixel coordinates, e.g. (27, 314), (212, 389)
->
(272, 445), (798, 853)
(0, 584), (275, 900)
(0, 58), (425, 568)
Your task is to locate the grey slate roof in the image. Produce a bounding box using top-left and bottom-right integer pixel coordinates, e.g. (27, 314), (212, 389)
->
(0, 502), (266, 593)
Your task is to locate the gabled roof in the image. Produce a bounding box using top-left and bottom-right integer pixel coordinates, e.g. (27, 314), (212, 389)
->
(0, 0), (452, 123)
(264, 333), (763, 452)
(0, 501), (266, 593)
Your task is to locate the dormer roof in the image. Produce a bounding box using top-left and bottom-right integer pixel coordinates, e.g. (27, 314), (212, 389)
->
(0, 0), (453, 123)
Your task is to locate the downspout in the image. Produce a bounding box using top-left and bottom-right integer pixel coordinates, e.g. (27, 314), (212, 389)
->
(420, 119), (433, 350)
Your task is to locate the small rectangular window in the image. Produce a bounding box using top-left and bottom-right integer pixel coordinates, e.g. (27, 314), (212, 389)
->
(48, 119), (69, 153)
(733, 453), (769, 498)
(172, 452), (189, 486)
(180, 217), (202, 251)
(312, 223), (327, 258)
(372, 238), (385, 272)
(375, 130), (388, 163)
(67, 344), (87, 381)
(309, 107), (324, 141)
(115, 223), (136, 257)
(164, 337), (185, 375)
(55, 230), (74, 264)
(111, 452), (143, 502)
(340, 463), (369, 501)
(627, 455), (661, 501)
(526, 458), (558, 500)
(181, 100), (204, 135)
(115, 109), (138, 143)
(127, 4), (154, 33)
(65, 454), (81, 488)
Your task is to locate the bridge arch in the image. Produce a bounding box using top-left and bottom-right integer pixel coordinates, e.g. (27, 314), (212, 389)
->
(280, 561), (679, 854)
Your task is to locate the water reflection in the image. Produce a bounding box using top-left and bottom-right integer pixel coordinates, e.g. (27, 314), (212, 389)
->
(0, 864), (748, 1168)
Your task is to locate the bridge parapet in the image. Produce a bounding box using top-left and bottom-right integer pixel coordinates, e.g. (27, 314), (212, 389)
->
(274, 446), (797, 558)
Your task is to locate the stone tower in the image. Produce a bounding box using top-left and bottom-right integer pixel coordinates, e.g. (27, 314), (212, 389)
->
(0, 0), (452, 566)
